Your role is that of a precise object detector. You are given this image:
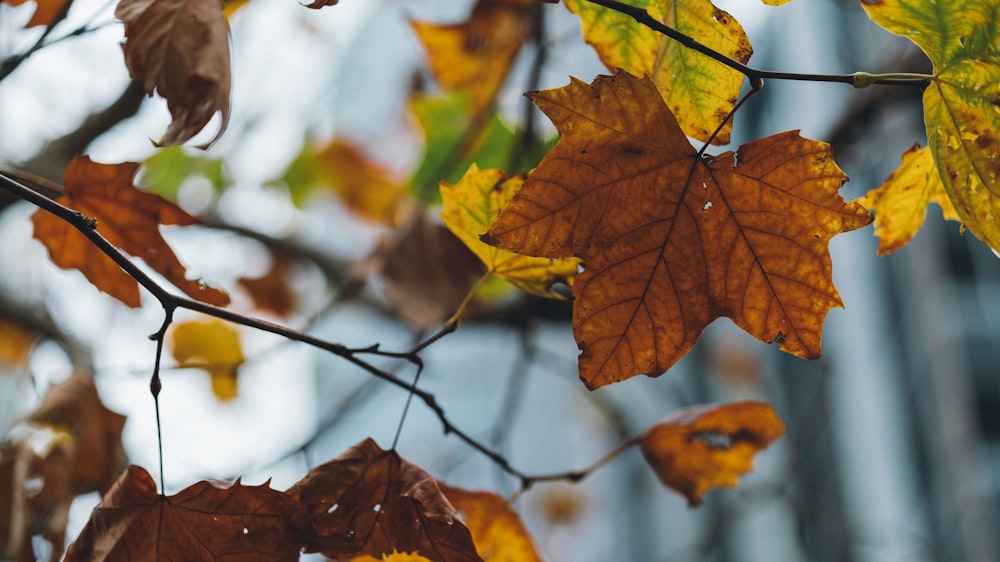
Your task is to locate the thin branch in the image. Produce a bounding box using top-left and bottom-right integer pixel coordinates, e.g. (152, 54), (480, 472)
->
(584, 0), (930, 88)
(0, 170), (633, 488)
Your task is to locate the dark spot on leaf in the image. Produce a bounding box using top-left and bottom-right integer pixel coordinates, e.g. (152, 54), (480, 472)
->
(622, 146), (642, 156)
(464, 32), (488, 53)
(690, 431), (732, 449)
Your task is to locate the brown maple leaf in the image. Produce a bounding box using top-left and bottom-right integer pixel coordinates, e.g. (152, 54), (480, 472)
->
(116, 0), (231, 147)
(1, 371), (127, 562)
(64, 465), (306, 561)
(639, 401), (785, 506)
(484, 71), (872, 388)
(288, 438), (482, 562)
(31, 156), (230, 308)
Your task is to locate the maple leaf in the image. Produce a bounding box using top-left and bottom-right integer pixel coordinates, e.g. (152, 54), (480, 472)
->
(1, 372), (127, 562)
(288, 438), (482, 562)
(441, 165), (580, 299)
(64, 465), (305, 561)
(861, 0), (1000, 252)
(563, 0), (752, 144)
(858, 144), (962, 255)
(438, 483), (544, 562)
(30, 156), (230, 308)
(412, 0), (535, 117)
(484, 72), (871, 388)
(356, 205), (486, 329)
(639, 401), (785, 505)
(3, 0), (69, 27)
(116, 0), (231, 147)
(169, 319), (245, 401)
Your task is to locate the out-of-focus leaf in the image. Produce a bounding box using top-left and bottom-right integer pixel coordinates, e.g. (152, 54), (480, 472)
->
(288, 438), (482, 562)
(353, 552), (436, 562)
(0, 318), (37, 370)
(169, 319), (245, 402)
(140, 146), (227, 202)
(355, 205), (485, 329)
(238, 255), (297, 317)
(1, 372), (127, 562)
(484, 72), (871, 388)
(438, 483), (544, 562)
(2, 0), (69, 27)
(639, 401), (785, 505)
(563, 0), (752, 144)
(440, 165), (579, 299)
(409, 93), (551, 202)
(30, 156), (230, 308)
(858, 144), (961, 255)
(412, 0), (535, 116)
(862, 0), (1000, 252)
(64, 465), (305, 561)
(116, 0), (231, 147)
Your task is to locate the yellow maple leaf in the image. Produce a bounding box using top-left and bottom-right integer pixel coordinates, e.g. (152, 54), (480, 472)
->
(169, 319), (245, 401)
(858, 144), (962, 255)
(440, 165), (580, 299)
(862, 0), (1000, 252)
(563, 0), (752, 144)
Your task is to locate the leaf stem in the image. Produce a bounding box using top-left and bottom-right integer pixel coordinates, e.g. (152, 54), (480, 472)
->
(582, 0), (930, 89)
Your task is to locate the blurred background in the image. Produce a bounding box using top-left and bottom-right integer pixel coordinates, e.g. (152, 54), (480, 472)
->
(1, 0), (999, 560)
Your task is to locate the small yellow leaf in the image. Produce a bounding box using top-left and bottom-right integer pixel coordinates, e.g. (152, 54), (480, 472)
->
(639, 401), (785, 505)
(438, 484), (544, 562)
(440, 165), (580, 299)
(169, 319), (245, 401)
(352, 552), (435, 562)
(0, 318), (37, 370)
(858, 144), (961, 255)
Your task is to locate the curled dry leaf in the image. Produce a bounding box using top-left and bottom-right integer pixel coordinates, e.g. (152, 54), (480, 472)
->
(64, 465), (306, 561)
(30, 156), (230, 308)
(1, 371), (127, 562)
(288, 438), (482, 562)
(639, 401), (785, 505)
(116, 0), (231, 147)
(438, 483), (544, 562)
(484, 72), (871, 388)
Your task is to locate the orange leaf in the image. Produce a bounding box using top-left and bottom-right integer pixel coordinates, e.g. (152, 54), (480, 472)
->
(3, 0), (69, 27)
(484, 72), (871, 388)
(1, 372), (127, 561)
(238, 254), (297, 316)
(288, 438), (482, 562)
(30, 156), (229, 308)
(639, 401), (785, 505)
(315, 138), (407, 223)
(412, 0), (535, 116)
(64, 465), (305, 561)
(0, 318), (37, 370)
(116, 0), (231, 147)
(438, 483), (543, 562)
(353, 552), (435, 562)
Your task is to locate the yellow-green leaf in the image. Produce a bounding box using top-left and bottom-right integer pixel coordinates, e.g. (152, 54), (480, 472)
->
(440, 165), (580, 299)
(564, 0), (752, 144)
(858, 144), (961, 255)
(169, 319), (245, 401)
(862, 0), (1000, 251)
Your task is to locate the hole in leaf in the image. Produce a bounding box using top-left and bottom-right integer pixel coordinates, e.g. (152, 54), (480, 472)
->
(242, 527), (249, 535)
(690, 431), (732, 449)
(702, 201), (713, 211)
(327, 503), (339, 514)
(373, 503), (382, 512)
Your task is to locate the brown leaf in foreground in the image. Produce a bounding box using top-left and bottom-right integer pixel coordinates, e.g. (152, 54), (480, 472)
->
(116, 0), (231, 147)
(438, 483), (543, 562)
(639, 401), (785, 505)
(289, 438), (482, 562)
(484, 71), (872, 388)
(1, 372), (127, 562)
(30, 156), (229, 308)
(64, 465), (305, 561)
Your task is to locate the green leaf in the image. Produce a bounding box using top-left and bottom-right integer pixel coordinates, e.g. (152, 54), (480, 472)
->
(862, 0), (1000, 252)
(140, 146), (227, 202)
